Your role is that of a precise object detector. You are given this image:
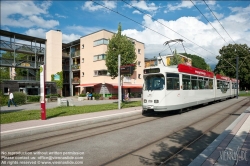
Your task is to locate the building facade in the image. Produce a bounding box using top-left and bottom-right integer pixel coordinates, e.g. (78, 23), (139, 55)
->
(1, 29), (144, 98)
(67, 29), (144, 98)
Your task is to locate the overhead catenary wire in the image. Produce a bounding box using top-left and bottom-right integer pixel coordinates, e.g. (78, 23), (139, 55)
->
(190, 0), (228, 44)
(120, 0), (219, 65)
(203, 0), (236, 45)
(203, 0), (250, 69)
(121, 0), (219, 61)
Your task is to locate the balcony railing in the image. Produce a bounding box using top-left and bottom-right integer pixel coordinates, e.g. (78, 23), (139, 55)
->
(0, 40), (45, 55)
(3, 76), (39, 81)
(71, 50), (80, 58)
(0, 57), (42, 68)
(72, 77), (80, 84)
(62, 52), (70, 57)
(71, 64), (80, 70)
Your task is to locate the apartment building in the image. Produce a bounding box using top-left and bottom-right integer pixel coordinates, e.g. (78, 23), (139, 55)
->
(0, 30), (56, 95)
(65, 29), (145, 97)
(1, 29), (144, 98)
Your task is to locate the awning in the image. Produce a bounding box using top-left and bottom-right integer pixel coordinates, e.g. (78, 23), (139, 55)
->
(75, 83), (101, 88)
(107, 83), (142, 89)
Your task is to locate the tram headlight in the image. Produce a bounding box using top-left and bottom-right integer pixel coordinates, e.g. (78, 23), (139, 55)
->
(154, 100), (159, 103)
(144, 99), (147, 103)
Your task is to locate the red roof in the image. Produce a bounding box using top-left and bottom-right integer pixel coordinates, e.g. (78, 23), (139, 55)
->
(216, 74), (230, 81)
(178, 64), (214, 78)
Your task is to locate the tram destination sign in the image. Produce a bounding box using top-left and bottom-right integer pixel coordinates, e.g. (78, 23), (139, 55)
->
(144, 68), (160, 74)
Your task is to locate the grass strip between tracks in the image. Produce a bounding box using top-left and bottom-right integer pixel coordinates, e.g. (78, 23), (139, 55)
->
(0, 101), (141, 124)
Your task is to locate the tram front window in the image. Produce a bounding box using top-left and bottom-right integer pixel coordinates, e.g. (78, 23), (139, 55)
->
(144, 74), (165, 90)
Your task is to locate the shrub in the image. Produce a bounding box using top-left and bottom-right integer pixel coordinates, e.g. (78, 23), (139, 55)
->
(27, 95), (40, 102)
(13, 92), (26, 105)
(93, 93), (102, 100)
(45, 95), (51, 98)
(0, 95), (9, 106)
(79, 94), (86, 97)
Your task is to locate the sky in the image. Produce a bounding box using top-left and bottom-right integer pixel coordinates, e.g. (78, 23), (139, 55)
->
(1, 0), (250, 67)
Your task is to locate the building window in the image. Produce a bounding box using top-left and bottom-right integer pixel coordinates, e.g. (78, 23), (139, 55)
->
(94, 70), (108, 76)
(93, 54), (106, 61)
(82, 44), (84, 49)
(82, 72), (84, 77)
(138, 74), (141, 79)
(138, 61), (141, 66)
(93, 39), (109, 46)
(82, 58), (84, 63)
(138, 49), (141, 54)
(4, 87), (9, 93)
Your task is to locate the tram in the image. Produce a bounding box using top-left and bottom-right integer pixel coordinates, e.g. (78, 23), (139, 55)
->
(142, 64), (239, 113)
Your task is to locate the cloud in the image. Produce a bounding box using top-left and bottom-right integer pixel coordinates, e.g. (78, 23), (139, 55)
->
(66, 25), (101, 35)
(25, 28), (46, 38)
(55, 13), (67, 18)
(62, 33), (81, 43)
(122, 5), (250, 64)
(1, 1), (58, 29)
(166, 1), (194, 12)
(128, 1), (158, 13)
(82, 1), (116, 12)
(133, 10), (142, 15)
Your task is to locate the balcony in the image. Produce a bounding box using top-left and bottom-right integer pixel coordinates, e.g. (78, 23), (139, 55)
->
(0, 40), (45, 55)
(72, 77), (80, 84)
(0, 57), (42, 69)
(62, 52), (70, 57)
(71, 64), (80, 70)
(71, 50), (80, 58)
(63, 65), (69, 71)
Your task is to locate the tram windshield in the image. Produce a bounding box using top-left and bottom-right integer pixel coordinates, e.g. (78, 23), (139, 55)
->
(144, 74), (165, 90)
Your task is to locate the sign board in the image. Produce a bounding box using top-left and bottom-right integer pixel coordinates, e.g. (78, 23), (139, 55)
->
(54, 74), (60, 81)
(120, 64), (135, 75)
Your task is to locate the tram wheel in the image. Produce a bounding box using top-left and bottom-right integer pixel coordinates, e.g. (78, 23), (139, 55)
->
(178, 109), (183, 114)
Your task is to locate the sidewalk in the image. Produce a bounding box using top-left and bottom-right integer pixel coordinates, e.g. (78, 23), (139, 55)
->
(1, 97), (141, 112)
(189, 106), (250, 166)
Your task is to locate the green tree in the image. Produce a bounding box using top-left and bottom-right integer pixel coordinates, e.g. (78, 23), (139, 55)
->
(0, 67), (10, 81)
(170, 49), (182, 65)
(181, 53), (209, 70)
(51, 71), (63, 96)
(105, 23), (137, 79)
(214, 44), (250, 89)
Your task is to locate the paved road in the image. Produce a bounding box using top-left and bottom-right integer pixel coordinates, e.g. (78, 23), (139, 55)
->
(1, 97), (141, 112)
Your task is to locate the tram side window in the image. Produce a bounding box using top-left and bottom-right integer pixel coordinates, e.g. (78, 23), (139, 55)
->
(204, 78), (209, 89)
(191, 76), (198, 90)
(166, 73), (179, 90)
(217, 80), (221, 89)
(209, 79), (213, 89)
(198, 77), (205, 89)
(182, 74), (191, 90)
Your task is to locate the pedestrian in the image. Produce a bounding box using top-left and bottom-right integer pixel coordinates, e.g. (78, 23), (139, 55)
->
(8, 91), (17, 107)
(88, 92), (93, 100)
(86, 92), (89, 99)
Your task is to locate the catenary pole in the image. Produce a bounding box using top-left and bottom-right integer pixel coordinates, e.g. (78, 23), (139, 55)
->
(118, 54), (121, 109)
(236, 56), (239, 99)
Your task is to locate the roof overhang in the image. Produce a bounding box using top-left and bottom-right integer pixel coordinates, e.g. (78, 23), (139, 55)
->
(75, 83), (101, 88)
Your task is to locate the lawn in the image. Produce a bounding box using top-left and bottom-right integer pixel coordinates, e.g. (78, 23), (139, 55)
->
(0, 101), (142, 124)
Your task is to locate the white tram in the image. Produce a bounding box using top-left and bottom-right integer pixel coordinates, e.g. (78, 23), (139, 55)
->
(142, 64), (239, 112)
